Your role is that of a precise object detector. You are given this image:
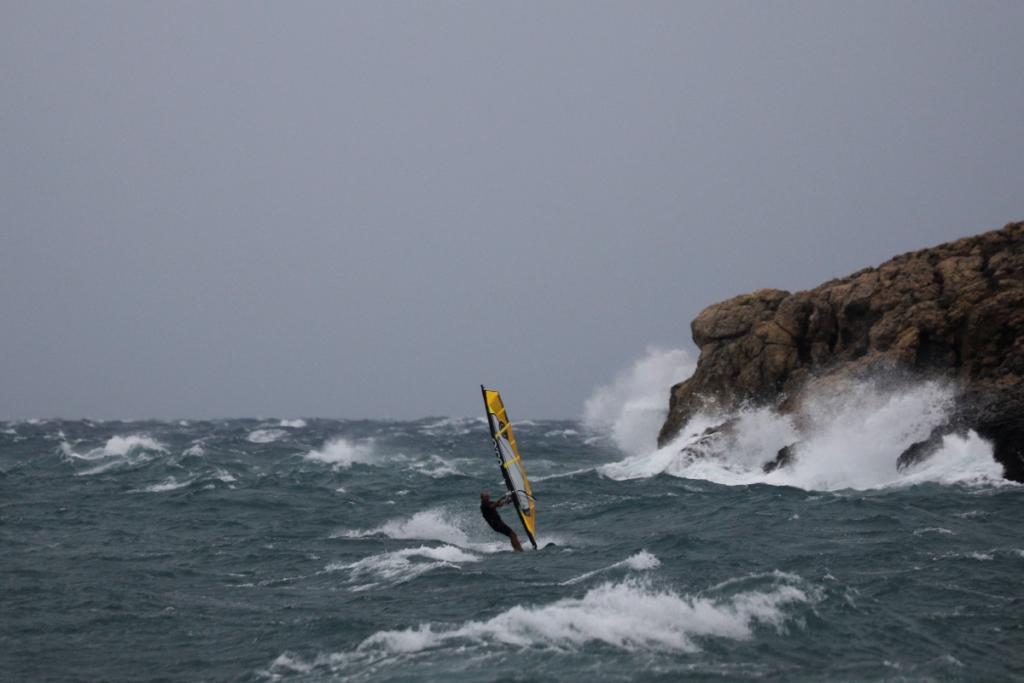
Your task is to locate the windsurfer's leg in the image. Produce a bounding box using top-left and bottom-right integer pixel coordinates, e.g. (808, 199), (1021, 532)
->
(509, 531), (523, 552)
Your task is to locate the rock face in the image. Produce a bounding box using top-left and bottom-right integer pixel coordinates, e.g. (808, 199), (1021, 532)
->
(657, 222), (1024, 481)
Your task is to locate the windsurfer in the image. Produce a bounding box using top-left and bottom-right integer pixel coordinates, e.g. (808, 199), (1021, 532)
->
(480, 491), (523, 552)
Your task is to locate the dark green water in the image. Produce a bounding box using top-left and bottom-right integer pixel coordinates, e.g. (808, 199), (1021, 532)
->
(2, 418), (1022, 681)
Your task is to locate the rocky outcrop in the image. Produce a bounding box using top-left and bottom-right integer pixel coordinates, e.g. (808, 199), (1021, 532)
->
(658, 222), (1024, 481)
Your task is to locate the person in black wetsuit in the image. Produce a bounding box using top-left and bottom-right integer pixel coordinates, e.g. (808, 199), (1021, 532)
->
(480, 491), (523, 552)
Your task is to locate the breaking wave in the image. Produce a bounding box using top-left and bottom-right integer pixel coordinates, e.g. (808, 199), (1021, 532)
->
(269, 572), (818, 676)
(590, 351), (1005, 491)
(561, 551), (661, 585)
(247, 428), (287, 443)
(337, 508), (506, 553)
(61, 434), (168, 460)
(583, 347), (695, 455)
(59, 434), (168, 476)
(278, 419), (307, 428)
(140, 476), (194, 493)
(326, 545), (481, 590)
(304, 437), (375, 467)
(409, 454), (464, 478)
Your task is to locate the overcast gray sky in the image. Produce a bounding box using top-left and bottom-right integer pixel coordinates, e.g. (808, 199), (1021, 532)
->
(2, 2), (1022, 420)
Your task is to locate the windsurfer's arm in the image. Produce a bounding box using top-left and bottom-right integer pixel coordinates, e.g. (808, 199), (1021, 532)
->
(496, 492), (513, 507)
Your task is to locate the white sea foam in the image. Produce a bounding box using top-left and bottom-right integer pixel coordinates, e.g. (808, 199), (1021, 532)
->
(214, 468), (237, 483)
(583, 347), (696, 455)
(590, 354), (1005, 491)
(340, 509), (469, 546)
(100, 435), (168, 457)
(267, 575), (817, 677)
(409, 454), (463, 478)
(60, 434), (168, 476)
(76, 460), (129, 476)
(327, 545), (481, 590)
(279, 419), (307, 428)
(269, 653), (312, 675)
(561, 551), (661, 585)
(141, 477), (194, 493)
(357, 575), (813, 655)
(304, 438), (375, 467)
(183, 443), (205, 457)
(337, 508), (507, 553)
(247, 428), (287, 444)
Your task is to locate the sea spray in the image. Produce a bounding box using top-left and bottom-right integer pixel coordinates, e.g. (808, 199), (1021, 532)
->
(583, 347), (695, 454)
(590, 350), (1004, 490)
(304, 437), (376, 467)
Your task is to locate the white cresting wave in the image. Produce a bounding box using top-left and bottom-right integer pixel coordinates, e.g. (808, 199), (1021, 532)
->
(326, 544), (481, 591)
(583, 347), (696, 455)
(268, 573), (818, 675)
(59, 434), (169, 476)
(303, 437), (465, 480)
(587, 349), (1007, 491)
(408, 454), (464, 479)
(333, 507), (572, 554)
(336, 508), (503, 553)
(247, 428), (287, 444)
(561, 551), (662, 585)
(131, 468), (236, 494)
(304, 437), (376, 467)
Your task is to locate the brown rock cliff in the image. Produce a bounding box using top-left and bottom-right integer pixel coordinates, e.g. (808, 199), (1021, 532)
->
(657, 222), (1024, 481)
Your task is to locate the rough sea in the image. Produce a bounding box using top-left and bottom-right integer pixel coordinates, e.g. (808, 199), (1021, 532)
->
(3, 353), (1023, 681)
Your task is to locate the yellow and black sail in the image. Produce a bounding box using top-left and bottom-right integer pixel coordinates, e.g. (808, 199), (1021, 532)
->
(481, 386), (537, 548)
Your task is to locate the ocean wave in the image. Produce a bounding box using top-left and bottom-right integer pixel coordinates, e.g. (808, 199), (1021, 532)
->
(271, 573), (818, 676)
(304, 438), (375, 467)
(130, 467), (235, 494)
(139, 477), (194, 493)
(60, 434), (168, 476)
(247, 428), (287, 444)
(362, 576), (813, 653)
(336, 508), (506, 553)
(278, 419), (307, 428)
(408, 454), (464, 478)
(61, 434), (168, 461)
(417, 417), (485, 436)
(326, 544), (480, 590)
(583, 347), (696, 455)
(561, 551), (661, 585)
(597, 377), (1006, 491)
